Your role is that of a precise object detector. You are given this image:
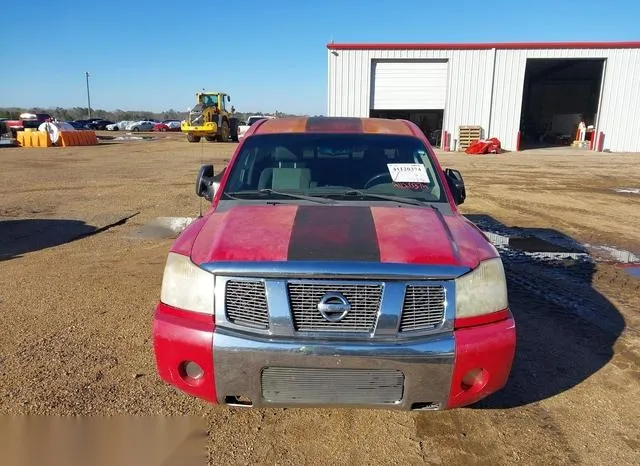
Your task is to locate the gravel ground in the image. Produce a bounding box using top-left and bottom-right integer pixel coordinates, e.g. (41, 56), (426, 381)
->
(1, 133), (639, 465)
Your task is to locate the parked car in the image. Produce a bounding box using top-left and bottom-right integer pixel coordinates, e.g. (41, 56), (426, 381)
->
(125, 120), (155, 132)
(153, 120), (181, 132)
(71, 119), (92, 129)
(65, 121), (87, 130)
(20, 112), (52, 129)
(87, 119), (114, 130)
(106, 121), (132, 131)
(153, 116), (516, 411)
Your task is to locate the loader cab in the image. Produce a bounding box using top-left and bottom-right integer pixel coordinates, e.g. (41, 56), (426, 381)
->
(197, 93), (232, 112)
(199, 93), (219, 109)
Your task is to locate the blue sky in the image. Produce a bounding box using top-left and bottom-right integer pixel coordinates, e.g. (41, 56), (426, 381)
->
(1, 0), (638, 115)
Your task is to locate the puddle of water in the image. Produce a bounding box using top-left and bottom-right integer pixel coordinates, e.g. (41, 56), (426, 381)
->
(613, 188), (640, 194)
(625, 266), (640, 278)
(479, 223), (638, 267)
(482, 231), (509, 246)
(583, 244), (640, 264)
(113, 133), (154, 141)
(131, 217), (196, 239)
(520, 251), (591, 261)
(508, 236), (573, 253)
(114, 136), (145, 141)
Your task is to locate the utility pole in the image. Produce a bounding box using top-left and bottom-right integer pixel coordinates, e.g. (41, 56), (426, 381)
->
(85, 71), (92, 119)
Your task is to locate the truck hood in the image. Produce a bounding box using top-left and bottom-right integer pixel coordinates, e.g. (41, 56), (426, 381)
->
(188, 204), (497, 269)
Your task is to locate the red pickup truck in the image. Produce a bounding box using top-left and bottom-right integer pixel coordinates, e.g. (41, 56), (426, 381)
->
(153, 116), (516, 411)
(3, 113), (53, 136)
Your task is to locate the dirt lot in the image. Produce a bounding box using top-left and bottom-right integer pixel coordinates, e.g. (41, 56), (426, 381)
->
(1, 133), (639, 465)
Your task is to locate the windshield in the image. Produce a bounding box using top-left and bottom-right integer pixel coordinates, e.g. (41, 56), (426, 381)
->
(200, 94), (218, 107)
(222, 133), (447, 204)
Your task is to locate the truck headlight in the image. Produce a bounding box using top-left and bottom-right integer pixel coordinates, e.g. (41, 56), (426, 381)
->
(455, 257), (508, 320)
(160, 252), (214, 315)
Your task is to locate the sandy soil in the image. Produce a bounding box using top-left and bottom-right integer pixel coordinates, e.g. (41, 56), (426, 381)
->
(1, 132), (639, 465)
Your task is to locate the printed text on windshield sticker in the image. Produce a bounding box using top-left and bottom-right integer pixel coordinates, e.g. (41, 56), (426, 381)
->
(387, 163), (430, 183)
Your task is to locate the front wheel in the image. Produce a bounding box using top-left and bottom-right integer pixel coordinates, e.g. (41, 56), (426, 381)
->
(217, 120), (230, 142)
(205, 136), (216, 142)
(187, 133), (201, 143)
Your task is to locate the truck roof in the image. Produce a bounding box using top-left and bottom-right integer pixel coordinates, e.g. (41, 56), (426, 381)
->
(253, 116), (416, 136)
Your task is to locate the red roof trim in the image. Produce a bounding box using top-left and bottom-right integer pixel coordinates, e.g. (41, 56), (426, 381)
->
(326, 41), (640, 51)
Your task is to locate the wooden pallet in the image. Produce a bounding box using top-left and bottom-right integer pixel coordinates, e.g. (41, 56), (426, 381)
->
(458, 126), (483, 151)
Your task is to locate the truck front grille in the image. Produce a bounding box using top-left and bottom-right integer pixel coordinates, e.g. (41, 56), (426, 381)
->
(287, 282), (382, 332)
(225, 280), (269, 329)
(261, 367), (404, 405)
(399, 285), (446, 332)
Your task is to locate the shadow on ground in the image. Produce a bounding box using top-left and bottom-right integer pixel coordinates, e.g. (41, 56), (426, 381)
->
(460, 214), (625, 409)
(0, 216), (136, 261)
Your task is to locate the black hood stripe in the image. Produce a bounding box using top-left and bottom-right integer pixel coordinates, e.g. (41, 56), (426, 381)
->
(287, 206), (380, 262)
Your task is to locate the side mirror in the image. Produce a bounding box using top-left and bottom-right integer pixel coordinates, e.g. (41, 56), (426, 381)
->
(196, 164), (216, 201)
(231, 106), (236, 113)
(227, 95), (231, 102)
(444, 168), (466, 205)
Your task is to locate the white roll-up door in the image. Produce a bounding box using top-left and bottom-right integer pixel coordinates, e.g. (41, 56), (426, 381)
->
(372, 60), (448, 110)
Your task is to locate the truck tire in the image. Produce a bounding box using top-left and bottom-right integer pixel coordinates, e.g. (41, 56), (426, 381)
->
(217, 120), (230, 142)
(205, 136), (216, 142)
(187, 134), (201, 143)
(229, 118), (239, 142)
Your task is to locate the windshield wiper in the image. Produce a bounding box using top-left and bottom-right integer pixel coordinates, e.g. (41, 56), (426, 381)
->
(225, 189), (335, 204)
(317, 190), (430, 207)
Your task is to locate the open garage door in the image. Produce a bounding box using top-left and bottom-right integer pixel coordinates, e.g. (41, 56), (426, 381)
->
(519, 58), (605, 149)
(371, 60), (448, 110)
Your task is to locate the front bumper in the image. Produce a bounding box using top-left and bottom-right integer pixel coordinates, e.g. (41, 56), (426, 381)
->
(181, 122), (217, 136)
(153, 303), (516, 410)
(213, 329), (454, 410)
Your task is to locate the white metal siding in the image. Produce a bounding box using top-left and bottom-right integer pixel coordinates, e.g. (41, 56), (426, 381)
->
(372, 60), (448, 110)
(328, 46), (640, 152)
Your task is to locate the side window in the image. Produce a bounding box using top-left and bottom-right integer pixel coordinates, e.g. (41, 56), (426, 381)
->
(226, 147), (257, 191)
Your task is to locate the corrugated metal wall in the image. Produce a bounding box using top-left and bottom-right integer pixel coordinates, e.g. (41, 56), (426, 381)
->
(327, 47), (640, 152)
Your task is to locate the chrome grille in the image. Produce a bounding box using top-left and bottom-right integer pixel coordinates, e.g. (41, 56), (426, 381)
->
(261, 367), (404, 404)
(225, 280), (269, 329)
(399, 285), (446, 332)
(287, 282), (382, 332)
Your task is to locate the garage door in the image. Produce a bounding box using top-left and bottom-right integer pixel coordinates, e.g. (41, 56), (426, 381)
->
(372, 60), (448, 110)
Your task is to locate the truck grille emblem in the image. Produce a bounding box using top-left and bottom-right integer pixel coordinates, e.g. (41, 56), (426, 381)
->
(317, 292), (351, 322)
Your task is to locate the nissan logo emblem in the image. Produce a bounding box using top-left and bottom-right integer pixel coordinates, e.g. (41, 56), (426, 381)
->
(317, 292), (351, 322)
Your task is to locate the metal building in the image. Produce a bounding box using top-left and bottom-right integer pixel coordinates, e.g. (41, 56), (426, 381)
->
(327, 41), (640, 152)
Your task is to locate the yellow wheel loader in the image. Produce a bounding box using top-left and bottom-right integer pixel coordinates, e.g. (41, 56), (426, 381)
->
(181, 91), (238, 143)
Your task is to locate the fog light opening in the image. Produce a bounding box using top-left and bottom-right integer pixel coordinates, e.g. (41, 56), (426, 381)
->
(411, 402), (441, 411)
(179, 361), (204, 382)
(461, 368), (489, 392)
(224, 395), (253, 407)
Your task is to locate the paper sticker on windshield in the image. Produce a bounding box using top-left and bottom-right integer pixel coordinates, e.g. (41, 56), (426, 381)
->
(387, 163), (430, 183)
